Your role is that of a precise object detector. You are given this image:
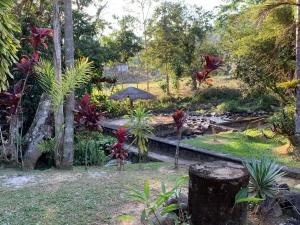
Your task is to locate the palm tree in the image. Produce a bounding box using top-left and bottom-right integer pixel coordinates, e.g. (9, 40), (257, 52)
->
(258, 0), (300, 146)
(62, 0), (75, 168)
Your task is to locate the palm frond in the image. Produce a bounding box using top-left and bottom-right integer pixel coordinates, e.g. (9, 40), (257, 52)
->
(37, 58), (93, 111)
(257, 0), (299, 26)
(37, 59), (56, 93)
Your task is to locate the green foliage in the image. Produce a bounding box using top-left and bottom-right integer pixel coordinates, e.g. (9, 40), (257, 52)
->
(217, 0), (295, 97)
(37, 58), (93, 110)
(243, 157), (285, 199)
(235, 187), (264, 204)
(92, 92), (128, 118)
(269, 105), (295, 138)
(0, 0), (20, 90)
(74, 132), (116, 166)
(116, 176), (188, 224)
(126, 105), (153, 156)
(37, 138), (56, 153)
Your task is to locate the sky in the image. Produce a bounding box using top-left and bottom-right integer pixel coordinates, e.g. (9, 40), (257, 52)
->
(87, 0), (224, 34)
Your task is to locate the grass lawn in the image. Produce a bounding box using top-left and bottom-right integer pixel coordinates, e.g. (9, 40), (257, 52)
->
(0, 163), (186, 225)
(183, 130), (300, 168)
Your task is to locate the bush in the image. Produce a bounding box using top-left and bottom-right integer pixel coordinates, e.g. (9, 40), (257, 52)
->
(74, 132), (116, 166)
(92, 93), (128, 118)
(268, 105), (295, 142)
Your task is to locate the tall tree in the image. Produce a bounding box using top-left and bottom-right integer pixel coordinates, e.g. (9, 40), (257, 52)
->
(53, 0), (64, 167)
(296, 0), (300, 145)
(147, 1), (184, 95)
(62, 0), (75, 168)
(131, 0), (156, 91)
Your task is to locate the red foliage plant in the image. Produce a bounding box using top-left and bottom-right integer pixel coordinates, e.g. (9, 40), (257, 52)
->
(111, 127), (129, 162)
(28, 25), (53, 50)
(172, 109), (186, 133)
(195, 55), (224, 84)
(0, 80), (23, 116)
(74, 94), (104, 131)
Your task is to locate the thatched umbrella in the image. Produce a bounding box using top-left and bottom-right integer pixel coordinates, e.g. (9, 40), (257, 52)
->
(109, 87), (156, 108)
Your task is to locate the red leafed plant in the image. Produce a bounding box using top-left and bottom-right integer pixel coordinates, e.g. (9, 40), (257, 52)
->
(172, 109), (186, 133)
(75, 94), (104, 170)
(172, 109), (186, 169)
(0, 80), (23, 116)
(28, 25), (53, 50)
(75, 94), (104, 132)
(111, 127), (128, 171)
(195, 55), (224, 84)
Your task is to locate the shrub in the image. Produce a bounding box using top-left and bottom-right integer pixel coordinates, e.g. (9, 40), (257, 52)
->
(74, 132), (116, 166)
(268, 105), (295, 144)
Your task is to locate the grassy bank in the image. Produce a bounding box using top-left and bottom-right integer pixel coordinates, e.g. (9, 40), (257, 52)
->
(183, 130), (300, 168)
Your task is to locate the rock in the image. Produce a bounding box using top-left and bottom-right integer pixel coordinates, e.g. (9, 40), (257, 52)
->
(259, 199), (283, 217)
(166, 194), (188, 214)
(149, 211), (175, 225)
(278, 191), (300, 219)
(279, 183), (290, 191)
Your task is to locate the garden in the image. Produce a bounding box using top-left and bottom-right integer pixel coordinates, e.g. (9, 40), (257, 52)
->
(2, 0), (300, 225)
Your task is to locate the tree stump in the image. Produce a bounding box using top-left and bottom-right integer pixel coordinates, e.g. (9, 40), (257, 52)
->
(188, 161), (249, 225)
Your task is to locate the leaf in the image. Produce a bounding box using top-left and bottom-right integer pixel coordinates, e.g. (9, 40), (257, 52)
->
(160, 204), (180, 215)
(114, 215), (135, 221)
(141, 209), (147, 222)
(144, 180), (150, 200)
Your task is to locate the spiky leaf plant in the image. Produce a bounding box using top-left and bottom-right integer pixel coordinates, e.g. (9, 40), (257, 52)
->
(243, 157), (286, 199)
(127, 105), (153, 162)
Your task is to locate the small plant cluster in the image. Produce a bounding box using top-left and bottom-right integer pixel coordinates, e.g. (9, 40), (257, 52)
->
(115, 176), (189, 225)
(74, 132), (115, 166)
(75, 94), (104, 169)
(111, 127), (129, 171)
(235, 157), (285, 204)
(195, 55), (223, 85)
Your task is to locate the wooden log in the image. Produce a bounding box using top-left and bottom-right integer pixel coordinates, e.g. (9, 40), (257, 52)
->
(188, 161), (249, 225)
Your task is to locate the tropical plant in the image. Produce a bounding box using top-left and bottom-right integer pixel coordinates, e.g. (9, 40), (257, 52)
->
(235, 157), (285, 204)
(195, 55), (224, 84)
(172, 109), (186, 169)
(111, 127), (129, 171)
(115, 176), (189, 225)
(37, 58), (94, 110)
(127, 105), (153, 162)
(0, 0), (20, 91)
(74, 94), (104, 170)
(74, 132), (114, 166)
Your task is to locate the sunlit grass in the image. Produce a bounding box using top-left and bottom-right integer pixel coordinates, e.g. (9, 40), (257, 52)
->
(183, 130), (300, 168)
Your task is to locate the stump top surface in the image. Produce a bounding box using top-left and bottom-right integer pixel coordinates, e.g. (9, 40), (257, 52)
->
(190, 161), (248, 180)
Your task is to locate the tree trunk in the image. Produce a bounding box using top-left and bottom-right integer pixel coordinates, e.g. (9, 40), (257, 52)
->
(165, 64), (170, 96)
(62, 0), (75, 169)
(295, 0), (300, 146)
(191, 71), (197, 91)
(8, 115), (21, 162)
(53, 0), (64, 168)
(23, 94), (52, 169)
(174, 131), (181, 169)
(188, 161), (249, 225)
